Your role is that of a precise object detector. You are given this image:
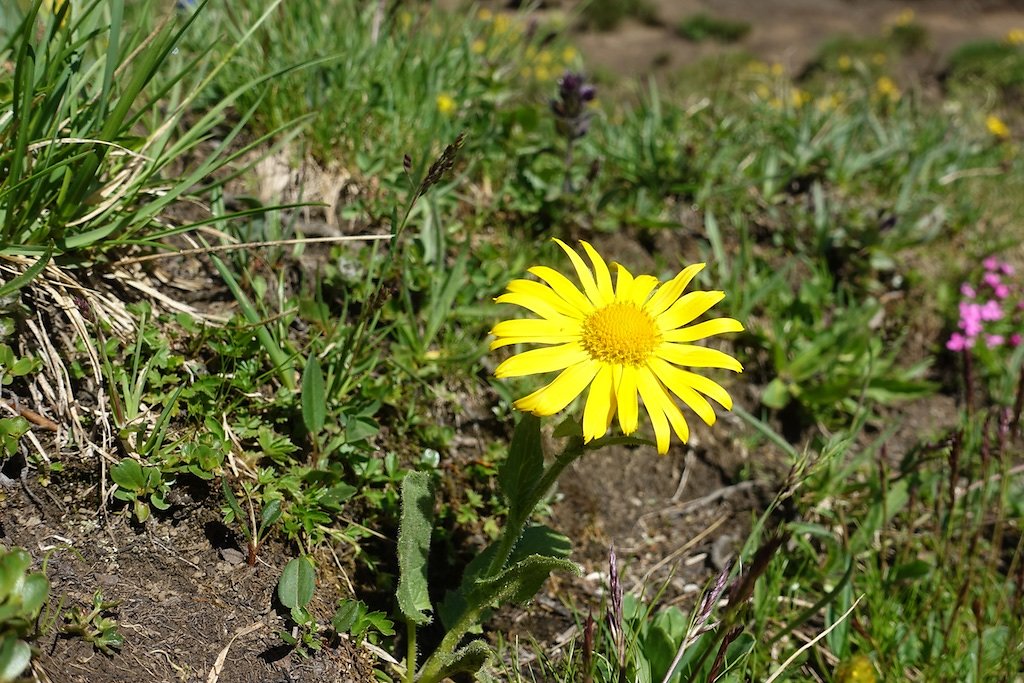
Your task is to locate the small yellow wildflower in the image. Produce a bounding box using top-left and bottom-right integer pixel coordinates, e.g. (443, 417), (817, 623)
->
(754, 84), (771, 100)
(987, 114), (1010, 139)
(837, 54), (852, 71)
(535, 65), (551, 82)
(398, 9), (413, 29)
(835, 655), (877, 683)
(562, 46), (578, 63)
(436, 94), (457, 116)
(471, 39), (487, 55)
(875, 76), (900, 100)
(872, 52), (887, 66)
(478, 8), (493, 22)
(491, 240), (743, 454)
(815, 93), (842, 113)
(746, 60), (769, 74)
(493, 14), (512, 35)
(892, 8), (915, 27)
(538, 49), (554, 65)
(791, 88), (811, 108)
(1007, 28), (1024, 45)
(770, 62), (784, 76)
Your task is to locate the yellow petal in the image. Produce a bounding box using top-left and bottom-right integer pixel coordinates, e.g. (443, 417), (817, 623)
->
(616, 365), (639, 434)
(636, 367), (673, 454)
(645, 263), (705, 318)
(656, 343), (743, 372)
(649, 357), (733, 409)
(495, 342), (589, 378)
(582, 364), (615, 442)
(580, 240), (614, 303)
(495, 292), (570, 321)
(553, 238), (603, 308)
(490, 318), (581, 339)
(490, 334), (579, 350)
(528, 265), (594, 314)
(661, 318), (744, 342)
(613, 262), (634, 301)
(657, 291), (726, 331)
(627, 275), (659, 306)
(505, 279), (586, 318)
(514, 360), (600, 415)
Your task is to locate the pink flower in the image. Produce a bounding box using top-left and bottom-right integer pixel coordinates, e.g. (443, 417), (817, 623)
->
(986, 334), (1006, 348)
(983, 272), (1002, 289)
(947, 333), (970, 351)
(980, 300), (1004, 321)
(960, 283), (976, 298)
(1001, 262), (1016, 276)
(984, 257), (1001, 272)
(1012, 333), (1022, 347)
(995, 284), (1010, 300)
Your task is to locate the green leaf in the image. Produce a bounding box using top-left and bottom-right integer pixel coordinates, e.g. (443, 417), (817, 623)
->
(331, 599), (363, 633)
(888, 559), (932, 583)
(397, 471), (434, 625)
(258, 499), (283, 539)
(466, 554), (579, 613)
(438, 525), (571, 630)
(498, 414), (544, 522)
(0, 245), (51, 297)
(433, 640), (492, 681)
(278, 556), (316, 611)
(110, 460), (145, 490)
(301, 353), (326, 435)
(761, 378), (791, 409)
(221, 479), (251, 541)
(0, 637), (31, 683)
(20, 574), (48, 617)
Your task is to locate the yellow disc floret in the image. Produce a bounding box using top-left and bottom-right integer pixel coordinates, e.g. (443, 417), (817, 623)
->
(580, 302), (659, 366)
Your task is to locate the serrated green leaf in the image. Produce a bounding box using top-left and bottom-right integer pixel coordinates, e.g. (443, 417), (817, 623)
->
(301, 353), (326, 434)
(397, 471), (434, 625)
(278, 556), (316, 611)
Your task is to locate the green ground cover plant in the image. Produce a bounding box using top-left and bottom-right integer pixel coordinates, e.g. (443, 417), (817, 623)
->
(1, 1), (1024, 681)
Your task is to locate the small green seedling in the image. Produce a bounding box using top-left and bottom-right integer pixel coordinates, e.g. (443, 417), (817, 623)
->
(277, 556), (320, 656)
(109, 459), (172, 523)
(222, 479), (282, 566)
(62, 591), (123, 655)
(0, 547), (49, 683)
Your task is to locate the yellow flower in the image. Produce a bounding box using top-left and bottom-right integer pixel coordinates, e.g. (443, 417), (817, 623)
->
(1007, 29), (1024, 45)
(875, 75), (900, 100)
(770, 62), (784, 76)
(478, 8), (493, 22)
(837, 54), (852, 71)
(872, 52), (887, 66)
(835, 655), (877, 683)
(535, 65), (551, 82)
(493, 14), (512, 35)
(791, 88), (811, 108)
(987, 114), (1010, 139)
(490, 240), (743, 454)
(754, 84), (771, 100)
(538, 49), (554, 65)
(893, 8), (915, 27)
(436, 94), (457, 115)
(471, 39), (487, 55)
(815, 93), (842, 113)
(562, 46), (578, 63)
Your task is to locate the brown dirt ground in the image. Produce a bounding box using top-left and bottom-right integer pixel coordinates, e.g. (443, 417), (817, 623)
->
(7, 0), (1020, 681)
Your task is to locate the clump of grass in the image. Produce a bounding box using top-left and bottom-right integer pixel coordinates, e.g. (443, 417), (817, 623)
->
(676, 13), (751, 44)
(579, 0), (660, 32)
(945, 40), (1024, 99)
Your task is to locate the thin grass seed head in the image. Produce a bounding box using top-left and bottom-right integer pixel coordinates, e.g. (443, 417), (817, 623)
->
(490, 239), (743, 454)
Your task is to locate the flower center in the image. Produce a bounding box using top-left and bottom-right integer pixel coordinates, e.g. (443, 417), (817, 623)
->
(580, 302), (660, 366)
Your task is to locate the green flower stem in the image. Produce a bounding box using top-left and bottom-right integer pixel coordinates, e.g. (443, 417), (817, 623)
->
(405, 618), (417, 683)
(416, 438), (586, 683)
(485, 439), (584, 577)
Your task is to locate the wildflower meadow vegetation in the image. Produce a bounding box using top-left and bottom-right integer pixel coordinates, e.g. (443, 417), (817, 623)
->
(2, 1), (1024, 682)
